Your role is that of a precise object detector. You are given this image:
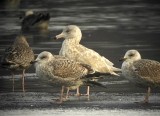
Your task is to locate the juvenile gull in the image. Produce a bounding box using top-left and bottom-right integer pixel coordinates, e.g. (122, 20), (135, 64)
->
(0, 35), (35, 92)
(54, 25), (121, 95)
(34, 51), (109, 103)
(20, 10), (50, 30)
(120, 49), (160, 103)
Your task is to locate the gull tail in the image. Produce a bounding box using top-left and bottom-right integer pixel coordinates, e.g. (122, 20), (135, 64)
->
(112, 67), (122, 72)
(110, 67), (122, 76)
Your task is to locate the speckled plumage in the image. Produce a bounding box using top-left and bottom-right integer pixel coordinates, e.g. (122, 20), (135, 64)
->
(1, 35), (35, 92)
(134, 59), (160, 84)
(121, 49), (160, 103)
(35, 51), (94, 89)
(34, 51), (108, 103)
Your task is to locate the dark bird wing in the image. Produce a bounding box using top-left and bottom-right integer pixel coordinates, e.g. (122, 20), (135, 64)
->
(22, 12), (50, 27)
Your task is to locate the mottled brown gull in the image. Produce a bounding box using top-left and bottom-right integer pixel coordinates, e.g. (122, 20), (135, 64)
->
(120, 49), (160, 103)
(54, 25), (121, 95)
(0, 35), (35, 92)
(34, 51), (109, 103)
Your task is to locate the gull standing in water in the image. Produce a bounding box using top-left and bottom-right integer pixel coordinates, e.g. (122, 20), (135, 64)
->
(54, 25), (121, 96)
(34, 51), (109, 103)
(0, 35), (34, 92)
(120, 49), (160, 103)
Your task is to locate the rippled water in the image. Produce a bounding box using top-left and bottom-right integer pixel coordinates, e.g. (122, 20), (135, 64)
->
(0, 0), (160, 76)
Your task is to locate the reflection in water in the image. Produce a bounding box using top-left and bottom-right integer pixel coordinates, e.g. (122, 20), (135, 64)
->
(0, 0), (160, 76)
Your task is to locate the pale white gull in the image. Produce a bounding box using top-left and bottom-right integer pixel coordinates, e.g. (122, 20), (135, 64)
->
(120, 49), (160, 103)
(54, 25), (121, 95)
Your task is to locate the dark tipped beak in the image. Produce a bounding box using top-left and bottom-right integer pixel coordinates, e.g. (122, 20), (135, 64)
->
(53, 36), (58, 40)
(119, 57), (127, 62)
(54, 33), (64, 40)
(19, 15), (23, 19)
(53, 36), (64, 40)
(30, 60), (37, 64)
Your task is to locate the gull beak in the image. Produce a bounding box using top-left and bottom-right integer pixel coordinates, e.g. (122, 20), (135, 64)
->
(30, 60), (37, 64)
(54, 33), (64, 40)
(119, 57), (127, 62)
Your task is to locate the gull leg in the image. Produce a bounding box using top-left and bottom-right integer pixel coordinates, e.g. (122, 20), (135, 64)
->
(75, 87), (80, 96)
(22, 69), (25, 92)
(12, 72), (14, 92)
(59, 86), (64, 103)
(86, 86), (90, 100)
(66, 87), (80, 98)
(81, 86), (90, 95)
(78, 86), (90, 100)
(143, 87), (151, 103)
(65, 87), (70, 99)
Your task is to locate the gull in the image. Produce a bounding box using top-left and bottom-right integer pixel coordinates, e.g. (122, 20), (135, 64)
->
(120, 49), (160, 103)
(0, 35), (35, 92)
(20, 10), (50, 30)
(54, 25), (121, 95)
(34, 51), (109, 103)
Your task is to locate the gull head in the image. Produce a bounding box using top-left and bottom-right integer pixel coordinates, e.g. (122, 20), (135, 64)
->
(120, 49), (141, 62)
(25, 10), (34, 16)
(54, 25), (82, 43)
(14, 35), (29, 46)
(34, 51), (53, 65)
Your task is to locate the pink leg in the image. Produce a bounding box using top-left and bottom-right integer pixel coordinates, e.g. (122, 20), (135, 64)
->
(86, 86), (90, 100)
(75, 87), (80, 96)
(59, 86), (65, 103)
(78, 86), (90, 100)
(12, 72), (14, 92)
(143, 87), (151, 103)
(22, 69), (25, 92)
(80, 86), (90, 100)
(66, 87), (70, 99)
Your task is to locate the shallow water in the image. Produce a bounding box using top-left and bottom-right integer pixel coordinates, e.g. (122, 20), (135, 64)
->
(0, 0), (160, 115)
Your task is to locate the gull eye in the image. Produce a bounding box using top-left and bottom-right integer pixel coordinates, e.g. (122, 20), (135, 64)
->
(41, 56), (47, 59)
(129, 53), (134, 57)
(66, 28), (72, 33)
(66, 29), (70, 33)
